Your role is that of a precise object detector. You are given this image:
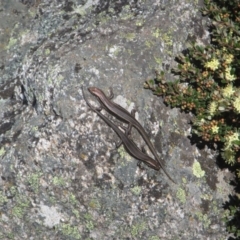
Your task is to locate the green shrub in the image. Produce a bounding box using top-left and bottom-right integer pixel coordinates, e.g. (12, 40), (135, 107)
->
(145, 0), (239, 168)
(145, 0), (240, 236)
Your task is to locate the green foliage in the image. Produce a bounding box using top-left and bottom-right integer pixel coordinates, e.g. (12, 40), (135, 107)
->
(145, 0), (240, 237)
(223, 203), (240, 237)
(145, 0), (240, 168)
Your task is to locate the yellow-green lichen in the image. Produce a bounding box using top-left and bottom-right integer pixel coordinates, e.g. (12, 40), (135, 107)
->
(47, 77), (53, 84)
(49, 195), (56, 204)
(149, 236), (160, 240)
(108, 7), (115, 14)
(127, 48), (134, 57)
(0, 191), (8, 205)
(195, 212), (211, 228)
(27, 172), (42, 193)
(154, 56), (162, 65)
(57, 74), (64, 83)
(131, 221), (147, 237)
(192, 161), (205, 178)
(118, 145), (131, 161)
(131, 185), (142, 195)
(88, 198), (100, 209)
(45, 48), (51, 55)
(12, 197), (30, 218)
(73, 5), (87, 16)
(120, 6), (134, 20)
(12, 206), (25, 218)
(95, 12), (111, 25)
(152, 28), (161, 38)
(162, 32), (173, 47)
(52, 176), (67, 186)
(84, 213), (92, 221)
(28, 8), (37, 18)
(182, 177), (187, 184)
(69, 193), (78, 205)
(135, 19), (144, 27)
(9, 186), (17, 196)
(0, 147), (5, 156)
(212, 201), (219, 214)
(72, 209), (80, 218)
(176, 188), (186, 203)
(83, 213), (95, 231)
(85, 219), (94, 231)
(109, 45), (121, 57)
(6, 232), (15, 239)
(6, 37), (17, 50)
(59, 223), (81, 240)
(124, 33), (136, 41)
(201, 193), (212, 201)
(31, 126), (38, 132)
(145, 40), (153, 48)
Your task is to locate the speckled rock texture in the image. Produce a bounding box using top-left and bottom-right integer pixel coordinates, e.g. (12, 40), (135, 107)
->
(0, 0), (233, 239)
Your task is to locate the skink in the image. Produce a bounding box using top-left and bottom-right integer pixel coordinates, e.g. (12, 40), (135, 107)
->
(83, 87), (175, 183)
(88, 87), (174, 182)
(82, 87), (161, 171)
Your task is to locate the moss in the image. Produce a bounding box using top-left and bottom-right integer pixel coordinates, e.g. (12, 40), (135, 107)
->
(192, 161), (205, 178)
(176, 188), (186, 204)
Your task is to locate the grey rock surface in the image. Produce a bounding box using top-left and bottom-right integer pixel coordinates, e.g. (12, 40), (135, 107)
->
(0, 0), (233, 239)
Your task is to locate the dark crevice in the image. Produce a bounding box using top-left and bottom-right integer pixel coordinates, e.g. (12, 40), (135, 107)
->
(20, 85), (28, 105)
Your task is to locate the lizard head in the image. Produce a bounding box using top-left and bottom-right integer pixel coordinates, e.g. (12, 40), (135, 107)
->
(88, 87), (105, 98)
